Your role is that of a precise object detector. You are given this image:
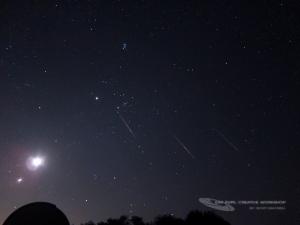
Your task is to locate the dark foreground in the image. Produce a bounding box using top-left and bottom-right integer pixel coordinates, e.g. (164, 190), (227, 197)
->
(81, 210), (231, 225)
(2, 202), (231, 225)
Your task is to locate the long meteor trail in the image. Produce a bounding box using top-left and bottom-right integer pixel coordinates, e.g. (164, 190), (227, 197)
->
(212, 128), (239, 151)
(117, 112), (136, 138)
(173, 135), (195, 159)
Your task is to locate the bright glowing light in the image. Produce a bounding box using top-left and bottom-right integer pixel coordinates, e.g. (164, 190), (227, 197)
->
(26, 156), (45, 171)
(16, 177), (23, 183)
(32, 157), (44, 167)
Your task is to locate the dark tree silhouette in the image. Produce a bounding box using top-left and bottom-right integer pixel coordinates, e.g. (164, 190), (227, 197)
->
(82, 210), (231, 225)
(104, 215), (131, 225)
(131, 216), (146, 225)
(185, 210), (231, 225)
(97, 222), (108, 225)
(3, 202), (231, 225)
(154, 215), (185, 225)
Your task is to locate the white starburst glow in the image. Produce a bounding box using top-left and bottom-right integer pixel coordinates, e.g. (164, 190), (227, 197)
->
(26, 156), (45, 171)
(32, 157), (43, 167)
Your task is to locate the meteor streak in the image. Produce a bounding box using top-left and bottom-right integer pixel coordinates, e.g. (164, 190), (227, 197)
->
(117, 112), (136, 138)
(173, 135), (195, 159)
(212, 128), (239, 151)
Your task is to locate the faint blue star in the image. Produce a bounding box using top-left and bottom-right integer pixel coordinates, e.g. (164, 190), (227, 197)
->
(122, 42), (127, 51)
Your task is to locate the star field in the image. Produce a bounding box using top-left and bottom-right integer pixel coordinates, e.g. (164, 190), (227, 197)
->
(0, 1), (299, 225)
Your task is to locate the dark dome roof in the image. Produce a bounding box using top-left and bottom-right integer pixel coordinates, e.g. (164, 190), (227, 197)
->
(3, 202), (70, 225)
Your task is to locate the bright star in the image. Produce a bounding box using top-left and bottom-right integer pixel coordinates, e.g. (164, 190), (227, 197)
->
(32, 157), (43, 167)
(16, 177), (23, 183)
(26, 156), (45, 171)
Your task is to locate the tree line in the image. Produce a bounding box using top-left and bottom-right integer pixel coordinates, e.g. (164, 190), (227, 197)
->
(80, 210), (231, 225)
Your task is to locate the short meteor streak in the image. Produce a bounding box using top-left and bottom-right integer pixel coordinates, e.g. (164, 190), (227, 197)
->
(117, 112), (136, 138)
(173, 135), (195, 159)
(212, 129), (239, 151)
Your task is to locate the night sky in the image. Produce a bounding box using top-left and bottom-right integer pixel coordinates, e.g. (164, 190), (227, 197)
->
(0, 1), (299, 225)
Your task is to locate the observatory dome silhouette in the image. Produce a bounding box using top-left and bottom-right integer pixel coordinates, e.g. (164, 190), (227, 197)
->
(3, 202), (70, 225)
